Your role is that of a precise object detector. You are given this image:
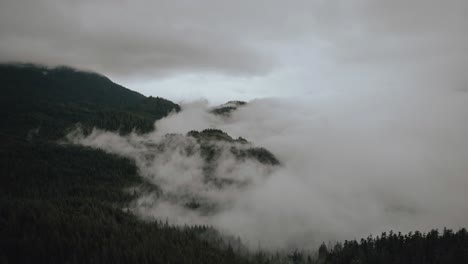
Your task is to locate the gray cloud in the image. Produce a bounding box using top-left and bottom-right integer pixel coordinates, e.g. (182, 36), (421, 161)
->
(314, 0), (468, 91)
(68, 93), (468, 249)
(2, 0), (465, 83)
(0, 0), (316, 77)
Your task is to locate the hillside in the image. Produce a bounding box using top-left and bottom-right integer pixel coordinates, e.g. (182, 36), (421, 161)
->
(0, 64), (254, 264)
(0, 141), (255, 264)
(1, 64), (467, 264)
(0, 63), (180, 140)
(211, 100), (247, 116)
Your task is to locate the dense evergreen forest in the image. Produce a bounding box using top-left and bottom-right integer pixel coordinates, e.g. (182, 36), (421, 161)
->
(0, 64), (253, 263)
(1, 64), (467, 263)
(318, 229), (468, 264)
(210, 101), (247, 116)
(0, 63), (180, 140)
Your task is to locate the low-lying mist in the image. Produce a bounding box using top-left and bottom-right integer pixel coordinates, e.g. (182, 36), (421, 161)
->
(68, 86), (468, 250)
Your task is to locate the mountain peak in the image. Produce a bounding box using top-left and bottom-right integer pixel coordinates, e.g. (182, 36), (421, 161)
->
(210, 100), (247, 116)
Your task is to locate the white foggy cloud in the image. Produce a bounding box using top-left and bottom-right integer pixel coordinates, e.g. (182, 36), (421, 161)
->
(69, 92), (468, 249)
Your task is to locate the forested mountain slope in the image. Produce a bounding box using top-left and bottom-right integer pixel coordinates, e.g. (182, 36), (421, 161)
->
(0, 63), (180, 140)
(0, 64), (253, 264)
(1, 64), (467, 264)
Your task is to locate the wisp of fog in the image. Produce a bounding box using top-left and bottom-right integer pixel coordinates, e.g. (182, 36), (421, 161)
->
(68, 86), (468, 249)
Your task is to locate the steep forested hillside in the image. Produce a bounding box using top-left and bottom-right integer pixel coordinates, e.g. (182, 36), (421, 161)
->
(1, 64), (467, 264)
(0, 63), (180, 140)
(0, 64), (253, 264)
(0, 141), (256, 264)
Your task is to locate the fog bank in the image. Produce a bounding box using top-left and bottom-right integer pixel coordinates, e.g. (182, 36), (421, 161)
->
(69, 89), (468, 249)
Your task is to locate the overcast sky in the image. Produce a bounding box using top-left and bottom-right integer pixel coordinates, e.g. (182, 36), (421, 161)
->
(1, 0), (466, 102)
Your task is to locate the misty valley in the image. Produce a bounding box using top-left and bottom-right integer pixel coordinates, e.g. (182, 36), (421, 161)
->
(1, 64), (467, 264)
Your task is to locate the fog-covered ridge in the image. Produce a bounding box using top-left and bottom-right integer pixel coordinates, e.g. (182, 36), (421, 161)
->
(68, 96), (468, 250)
(68, 118), (280, 235)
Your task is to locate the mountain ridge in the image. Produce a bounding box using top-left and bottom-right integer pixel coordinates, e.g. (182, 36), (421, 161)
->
(0, 63), (181, 140)
(1, 63), (465, 263)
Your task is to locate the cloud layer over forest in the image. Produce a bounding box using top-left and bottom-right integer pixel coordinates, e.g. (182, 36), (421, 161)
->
(4, 0), (467, 250)
(69, 94), (468, 249)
